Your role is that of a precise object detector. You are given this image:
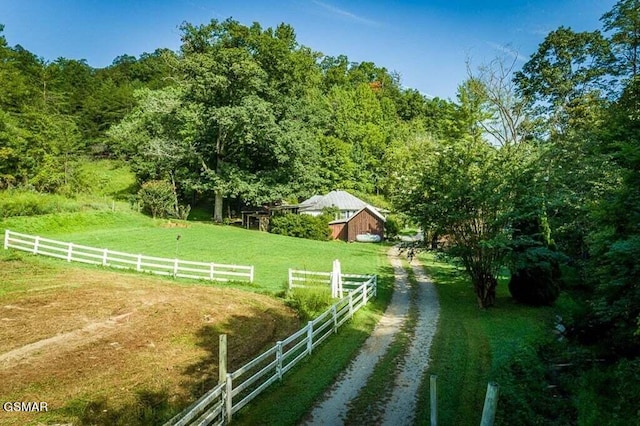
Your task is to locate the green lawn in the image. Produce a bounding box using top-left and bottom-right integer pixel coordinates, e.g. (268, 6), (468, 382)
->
(414, 253), (555, 426)
(1, 210), (386, 293)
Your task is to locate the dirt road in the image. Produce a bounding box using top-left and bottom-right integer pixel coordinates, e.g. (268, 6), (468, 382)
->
(304, 247), (440, 425)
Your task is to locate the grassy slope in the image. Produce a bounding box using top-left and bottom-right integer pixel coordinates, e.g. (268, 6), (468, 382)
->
(414, 253), (554, 426)
(0, 207), (392, 425)
(1, 210), (384, 294)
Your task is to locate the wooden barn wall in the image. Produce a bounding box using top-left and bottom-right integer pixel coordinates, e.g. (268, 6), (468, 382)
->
(346, 210), (384, 242)
(329, 222), (348, 241)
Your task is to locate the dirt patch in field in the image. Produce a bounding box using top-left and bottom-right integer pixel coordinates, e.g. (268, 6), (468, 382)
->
(0, 258), (299, 425)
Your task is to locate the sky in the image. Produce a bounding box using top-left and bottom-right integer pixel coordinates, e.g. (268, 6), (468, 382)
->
(0, 0), (618, 100)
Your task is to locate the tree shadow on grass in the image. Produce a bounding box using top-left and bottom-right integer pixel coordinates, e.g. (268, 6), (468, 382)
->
(179, 306), (300, 403)
(57, 389), (173, 426)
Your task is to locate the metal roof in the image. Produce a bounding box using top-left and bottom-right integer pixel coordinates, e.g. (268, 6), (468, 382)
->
(299, 190), (367, 212)
(299, 191), (386, 222)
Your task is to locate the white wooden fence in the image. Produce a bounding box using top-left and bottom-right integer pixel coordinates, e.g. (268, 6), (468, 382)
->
(288, 269), (375, 292)
(3, 230), (254, 283)
(165, 274), (377, 426)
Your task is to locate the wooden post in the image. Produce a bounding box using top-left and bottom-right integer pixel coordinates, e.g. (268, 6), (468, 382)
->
(102, 248), (108, 266)
(67, 242), (73, 262)
(276, 341), (283, 380)
(480, 382), (499, 426)
(225, 373), (233, 424)
(373, 275), (377, 297)
(249, 265), (254, 283)
(219, 334), (227, 385)
(363, 281), (368, 305)
(348, 292), (354, 318)
(307, 321), (314, 354)
(332, 305), (338, 333)
(136, 254), (142, 272)
(33, 236), (40, 254)
(3, 230), (9, 250)
(173, 258), (179, 277)
(430, 374), (437, 426)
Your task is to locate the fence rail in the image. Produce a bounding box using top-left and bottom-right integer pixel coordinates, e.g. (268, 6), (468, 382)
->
(3, 230), (254, 283)
(166, 274), (377, 425)
(288, 268), (375, 292)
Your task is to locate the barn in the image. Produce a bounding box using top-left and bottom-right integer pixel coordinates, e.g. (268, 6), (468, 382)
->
(328, 206), (386, 242)
(298, 190), (386, 242)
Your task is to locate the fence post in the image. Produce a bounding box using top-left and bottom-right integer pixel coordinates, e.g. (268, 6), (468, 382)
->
(332, 305), (338, 333)
(288, 269), (293, 289)
(307, 321), (314, 354)
(136, 254), (142, 272)
(173, 259), (179, 277)
(249, 265), (254, 283)
(480, 382), (499, 426)
(430, 375), (437, 426)
(102, 249), (108, 266)
(3, 230), (9, 250)
(373, 275), (377, 298)
(33, 236), (40, 254)
(363, 281), (368, 305)
(276, 341), (283, 380)
(348, 292), (354, 318)
(67, 242), (73, 262)
(219, 334), (227, 385)
(225, 373), (233, 424)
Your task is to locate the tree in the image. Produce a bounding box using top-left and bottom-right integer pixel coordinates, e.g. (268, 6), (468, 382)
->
(112, 19), (323, 222)
(515, 27), (614, 137)
(602, 0), (640, 79)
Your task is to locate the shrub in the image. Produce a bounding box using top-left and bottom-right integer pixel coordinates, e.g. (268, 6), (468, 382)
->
(137, 180), (174, 219)
(284, 287), (333, 321)
(0, 190), (81, 218)
(384, 214), (400, 240)
(509, 247), (562, 306)
(269, 213), (331, 241)
(509, 216), (563, 306)
(494, 341), (577, 425)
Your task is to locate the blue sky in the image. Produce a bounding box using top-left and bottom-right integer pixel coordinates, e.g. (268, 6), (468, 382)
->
(1, 0), (617, 99)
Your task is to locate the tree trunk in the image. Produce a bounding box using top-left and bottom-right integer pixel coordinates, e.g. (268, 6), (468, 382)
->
(474, 276), (497, 308)
(213, 190), (223, 223)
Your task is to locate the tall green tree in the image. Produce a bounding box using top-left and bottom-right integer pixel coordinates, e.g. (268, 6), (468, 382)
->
(602, 0), (640, 79)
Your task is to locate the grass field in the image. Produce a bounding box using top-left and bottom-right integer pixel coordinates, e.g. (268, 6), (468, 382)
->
(0, 209), (390, 425)
(414, 253), (555, 425)
(0, 252), (301, 426)
(2, 210), (385, 294)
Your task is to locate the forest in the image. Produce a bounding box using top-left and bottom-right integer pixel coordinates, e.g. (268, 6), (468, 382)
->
(1, 0), (639, 422)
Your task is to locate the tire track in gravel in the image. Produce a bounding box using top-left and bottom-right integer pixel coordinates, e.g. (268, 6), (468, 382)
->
(380, 258), (440, 425)
(303, 247), (411, 426)
(304, 247), (440, 426)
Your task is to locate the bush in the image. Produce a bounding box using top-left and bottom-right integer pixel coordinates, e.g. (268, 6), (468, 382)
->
(509, 247), (562, 306)
(509, 216), (563, 306)
(494, 341), (577, 425)
(575, 358), (640, 425)
(0, 190), (82, 218)
(384, 214), (401, 240)
(137, 180), (174, 219)
(284, 287), (333, 321)
(269, 213), (331, 241)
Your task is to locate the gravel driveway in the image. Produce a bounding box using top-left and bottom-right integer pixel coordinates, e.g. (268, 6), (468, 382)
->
(303, 246), (440, 425)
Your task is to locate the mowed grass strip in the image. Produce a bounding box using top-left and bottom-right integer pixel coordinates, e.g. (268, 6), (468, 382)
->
(414, 253), (554, 426)
(0, 253), (300, 426)
(1, 211), (385, 293)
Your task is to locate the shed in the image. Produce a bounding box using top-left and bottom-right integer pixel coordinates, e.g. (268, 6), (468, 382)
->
(328, 205), (386, 242)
